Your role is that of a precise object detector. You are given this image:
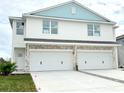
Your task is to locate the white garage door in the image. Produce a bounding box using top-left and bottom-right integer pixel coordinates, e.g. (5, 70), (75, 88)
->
(77, 51), (113, 70)
(30, 51), (73, 71)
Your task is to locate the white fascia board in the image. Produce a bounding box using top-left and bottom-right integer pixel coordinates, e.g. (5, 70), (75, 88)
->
(23, 15), (115, 25)
(9, 16), (24, 23)
(24, 41), (121, 47)
(9, 16), (25, 27)
(9, 16), (23, 20)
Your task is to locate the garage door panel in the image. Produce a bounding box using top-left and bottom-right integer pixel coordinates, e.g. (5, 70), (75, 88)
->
(77, 52), (113, 70)
(30, 51), (73, 71)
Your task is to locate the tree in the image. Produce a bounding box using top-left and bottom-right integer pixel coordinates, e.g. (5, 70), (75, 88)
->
(0, 58), (5, 63)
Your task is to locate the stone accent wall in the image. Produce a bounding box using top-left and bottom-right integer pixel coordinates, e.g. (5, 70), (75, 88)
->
(29, 44), (73, 49)
(77, 46), (112, 50)
(28, 44), (112, 50)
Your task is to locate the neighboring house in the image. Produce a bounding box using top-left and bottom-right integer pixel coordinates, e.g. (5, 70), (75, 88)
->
(9, 0), (119, 72)
(116, 35), (124, 67)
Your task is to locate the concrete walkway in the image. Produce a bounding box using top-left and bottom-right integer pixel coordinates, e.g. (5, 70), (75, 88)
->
(31, 71), (124, 92)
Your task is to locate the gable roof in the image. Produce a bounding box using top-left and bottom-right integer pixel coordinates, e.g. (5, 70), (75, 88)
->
(23, 0), (116, 24)
(9, 17), (24, 28)
(116, 34), (124, 40)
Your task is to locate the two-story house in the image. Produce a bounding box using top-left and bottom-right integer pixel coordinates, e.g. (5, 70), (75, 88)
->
(9, 0), (119, 72)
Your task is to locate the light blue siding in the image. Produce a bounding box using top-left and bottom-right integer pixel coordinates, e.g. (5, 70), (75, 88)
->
(31, 2), (108, 22)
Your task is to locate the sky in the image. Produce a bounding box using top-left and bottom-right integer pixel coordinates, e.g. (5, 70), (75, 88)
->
(0, 0), (124, 59)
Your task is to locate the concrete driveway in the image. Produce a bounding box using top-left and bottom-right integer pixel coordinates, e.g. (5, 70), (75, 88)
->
(31, 71), (124, 92)
(81, 69), (124, 82)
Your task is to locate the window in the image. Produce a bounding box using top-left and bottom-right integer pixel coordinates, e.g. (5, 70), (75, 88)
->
(16, 21), (24, 35)
(88, 24), (100, 36)
(88, 24), (93, 36)
(72, 7), (76, 14)
(51, 21), (58, 34)
(43, 20), (50, 34)
(43, 19), (58, 34)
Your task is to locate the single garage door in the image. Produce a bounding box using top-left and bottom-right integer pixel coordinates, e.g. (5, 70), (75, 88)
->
(77, 51), (113, 70)
(30, 51), (73, 71)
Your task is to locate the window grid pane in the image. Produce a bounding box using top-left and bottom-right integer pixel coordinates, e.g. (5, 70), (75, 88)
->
(51, 21), (57, 28)
(94, 31), (100, 36)
(88, 24), (93, 36)
(43, 20), (50, 28)
(51, 28), (58, 34)
(94, 25), (100, 31)
(51, 20), (58, 34)
(43, 20), (50, 34)
(43, 28), (50, 34)
(88, 31), (93, 36)
(94, 24), (100, 36)
(16, 29), (24, 35)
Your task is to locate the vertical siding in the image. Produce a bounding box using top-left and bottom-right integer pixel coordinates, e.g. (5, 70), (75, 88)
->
(34, 2), (107, 22)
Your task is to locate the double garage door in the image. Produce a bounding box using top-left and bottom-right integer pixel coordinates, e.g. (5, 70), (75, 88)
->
(77, 51), (113, 70)
(30, 50), (113, 71)
(30, 51), (73, 71)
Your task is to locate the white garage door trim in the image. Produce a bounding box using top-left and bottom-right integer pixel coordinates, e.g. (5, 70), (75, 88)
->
(29, 50), (73, 71)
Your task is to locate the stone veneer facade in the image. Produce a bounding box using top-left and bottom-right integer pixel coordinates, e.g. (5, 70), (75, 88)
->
(24, 44), (116, 71)
(28, 44), (113, 50)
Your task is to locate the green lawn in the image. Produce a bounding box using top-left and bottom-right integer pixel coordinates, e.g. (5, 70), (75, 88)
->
(0, 74), (36, 92)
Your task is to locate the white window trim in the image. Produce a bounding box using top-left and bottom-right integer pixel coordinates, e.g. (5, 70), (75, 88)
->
(16, 21), (24, 35)
(43, 19), (58, 34)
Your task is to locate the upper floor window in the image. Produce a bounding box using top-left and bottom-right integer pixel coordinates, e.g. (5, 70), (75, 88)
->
(16, 21), (24, 35)
(88, 24), (100, 36)
(43, 19), (58, 34)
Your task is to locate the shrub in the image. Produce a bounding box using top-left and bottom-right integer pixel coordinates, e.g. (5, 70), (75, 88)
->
(0, 61), (17, 76)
